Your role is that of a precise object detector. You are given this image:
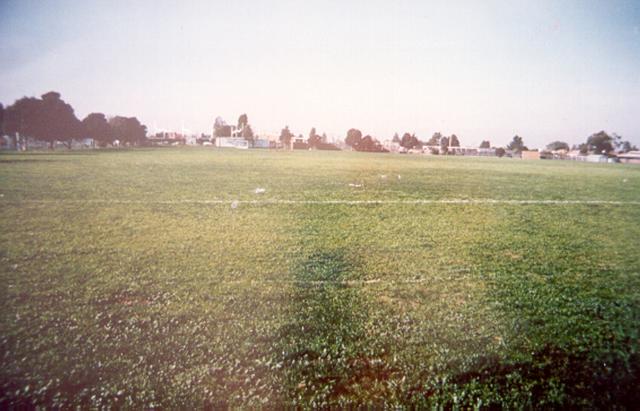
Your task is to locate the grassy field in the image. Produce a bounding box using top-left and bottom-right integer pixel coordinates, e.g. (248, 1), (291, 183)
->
(1, 148), (639, 408)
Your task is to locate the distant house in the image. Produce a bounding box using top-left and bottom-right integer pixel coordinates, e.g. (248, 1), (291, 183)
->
(617, 151), (640, 164)
(215, 137), (249, 149)
(291, 136), (309, 150)
(477, 147), (497, 156)
(382, 141), (401, 152)
(448, 147), (478, 156)
(252, 138), (270, 149)
(566, 150), (586, 161)
(586, 154), (608, 163)
(149, 132), (186, 146)
(521, 150), (541, 160)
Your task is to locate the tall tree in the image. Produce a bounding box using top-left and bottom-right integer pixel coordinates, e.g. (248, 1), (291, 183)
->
(214, 116), (231, 138)
(38, 92), (84, 149)
(392, 132), (400, 143)
(507, 135), (528, 153)
(586, 131), (614, 154)
(345, 128), (363, 148)
(440, 136), (450, 154)
(4, 92), (83, 149)
(355, 135), (385, 152)
(237, 113), (248, 129)
(450, 134), (460, 147)
(2, 97), (42, 149)
(109, 116), (147, 146)
(241, 124), (254, 142)
(82, 113), (113, 147)
(546, 141), (570, 151)
(587, 130), (615, 154)
(479, 140), (491, 148)
(279, 126), (293, 146)
(427, 132), (441, 146)
(400, 132), (420, 149)
(359, 135), (375, 152)
(620, 141), (637, 153)
(578, 143), (589, 154)
(308, 127), (322, 148)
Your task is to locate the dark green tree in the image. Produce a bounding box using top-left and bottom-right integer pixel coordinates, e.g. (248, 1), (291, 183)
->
(38, 92), (84, 149)
(241, 124), (254, 142)
(3, 93), (84, 149)
(308, 127), (322, 148)
(214, 117), (231, 138)
(479, 140), (491, 148)
(345, 128), (362, 148)
(427, 132), (441, 146)
(450, 134), (460, 147)
(2, 97), (42, 149)
(586, 131), (614, 154)
(237, 113), (248, 129)
(279, 126), (294, 146)
(109, 116), (147, 146)
(82, 113), (113, 147)
(620, 141), (637, 153)
(400, 132), (419, 149)
(546, 141), (570, 151)
(440, 136), (450, 154)
(507, 135), (528, 153)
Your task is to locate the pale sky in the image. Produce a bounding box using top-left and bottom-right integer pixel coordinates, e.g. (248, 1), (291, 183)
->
(1, 0), (639, 148)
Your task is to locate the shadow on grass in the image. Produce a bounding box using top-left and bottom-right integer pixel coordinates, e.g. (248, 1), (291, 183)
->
(276, 250), (395, 407)
(444, 275), (640, 409)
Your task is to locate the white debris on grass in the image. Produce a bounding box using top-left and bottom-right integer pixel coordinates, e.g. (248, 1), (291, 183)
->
(623, 178), (628, 183)
(254, 188), (266, 194)
(348, 183), (363, 188)
(397, 175), (402, 180)
(380, 175), (387, 179)
(231, 200), (239, 209)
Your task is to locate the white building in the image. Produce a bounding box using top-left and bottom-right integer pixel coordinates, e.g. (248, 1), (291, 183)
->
(215, 137), (249, 149)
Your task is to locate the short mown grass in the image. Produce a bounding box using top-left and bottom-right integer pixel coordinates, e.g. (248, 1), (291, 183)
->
(1, 148), (639, 408)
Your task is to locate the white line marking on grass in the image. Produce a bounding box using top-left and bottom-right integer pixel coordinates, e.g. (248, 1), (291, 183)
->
(5, 199), (640, 205)
(216, 278), (440, 286)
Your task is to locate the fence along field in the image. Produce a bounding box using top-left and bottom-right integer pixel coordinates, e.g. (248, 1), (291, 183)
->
(1, 148), (639, 408)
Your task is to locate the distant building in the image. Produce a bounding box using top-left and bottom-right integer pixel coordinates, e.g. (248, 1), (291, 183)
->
(215, 137), (249, 149)
(149, 132), (186, 146)
(477, 147), (497, 156)
(617, 151), (640, 164)
(252, 138), (270, 149)
(382, 141), (402, 152)
(291, 136), (309, 150)
(448, 146), (479, 156)
(586, 154), (608, 163)
(521, 150), (541, 160)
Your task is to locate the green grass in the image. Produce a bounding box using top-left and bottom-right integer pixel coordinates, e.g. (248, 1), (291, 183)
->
(1, 148), (639, 408)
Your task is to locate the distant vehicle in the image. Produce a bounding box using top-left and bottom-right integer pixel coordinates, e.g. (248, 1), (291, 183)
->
(202, 141), (213, 146)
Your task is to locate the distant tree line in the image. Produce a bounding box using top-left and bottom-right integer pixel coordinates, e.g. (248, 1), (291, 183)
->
(0, 92), (147, 150)
(2, 93), (636, 155)
(344, 128), (388, 152)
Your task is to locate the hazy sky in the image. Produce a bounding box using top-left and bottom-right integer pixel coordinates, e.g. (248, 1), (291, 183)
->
(1, 0), (639, 147)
